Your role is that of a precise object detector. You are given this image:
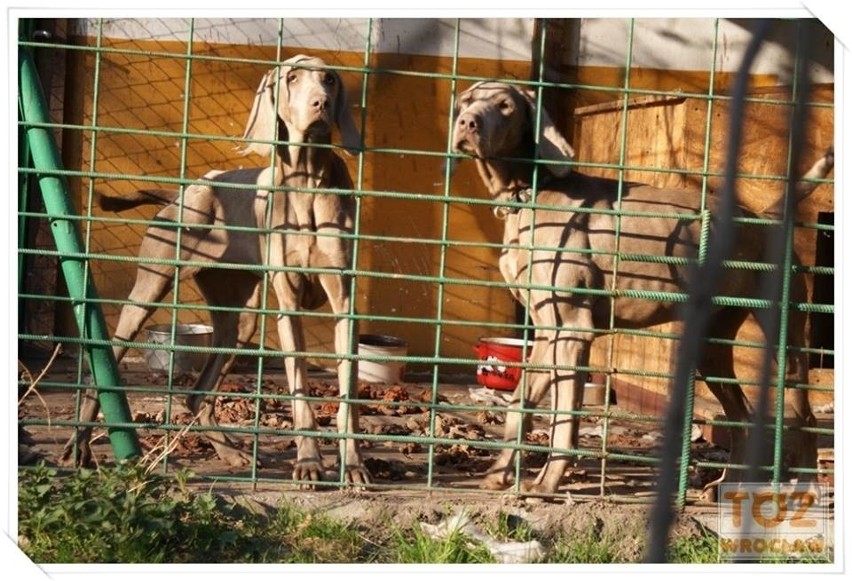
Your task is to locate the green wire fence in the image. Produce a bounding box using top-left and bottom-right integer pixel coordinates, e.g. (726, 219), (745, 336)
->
(18, 17), (834, 503)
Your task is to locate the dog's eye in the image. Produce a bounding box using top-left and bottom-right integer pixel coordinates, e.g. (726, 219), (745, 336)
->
(322, 73), (336, 87)
(499, 99), (513, 113)
(287, 72), (298, 84)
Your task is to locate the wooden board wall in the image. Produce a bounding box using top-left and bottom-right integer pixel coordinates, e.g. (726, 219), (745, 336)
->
(571, 85), (835, 414)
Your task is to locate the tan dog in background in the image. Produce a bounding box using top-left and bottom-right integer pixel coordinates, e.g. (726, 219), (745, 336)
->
(452, 81), (830, 495)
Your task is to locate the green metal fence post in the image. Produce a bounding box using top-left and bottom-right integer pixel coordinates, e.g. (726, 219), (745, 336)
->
(18, 45), (141, 462)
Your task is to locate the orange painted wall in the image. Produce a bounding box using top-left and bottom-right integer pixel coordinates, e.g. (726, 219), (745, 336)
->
(65, 36), (527, 371)
(61, 32), (833, 389)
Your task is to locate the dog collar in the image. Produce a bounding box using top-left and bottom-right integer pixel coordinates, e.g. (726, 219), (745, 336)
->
(493, 187), (533, 219)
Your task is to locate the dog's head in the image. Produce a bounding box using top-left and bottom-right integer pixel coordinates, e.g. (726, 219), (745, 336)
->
(241, 54), (361, 158)
(452, 81), (575, 178)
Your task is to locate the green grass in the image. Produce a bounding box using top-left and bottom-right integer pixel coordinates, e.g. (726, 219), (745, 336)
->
(17, 462), (368, 563)
(485, 510), (536, 543)
(667, 527), (721, 564)
(16, 463), (831, 565)
(388, 525), (495, 564)
(547, 523), (619, 563)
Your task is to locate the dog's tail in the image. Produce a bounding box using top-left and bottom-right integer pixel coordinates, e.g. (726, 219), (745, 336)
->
(761, 146), (834, 218)
(794, 145), (834, 201)
(97, 189), (180, 212)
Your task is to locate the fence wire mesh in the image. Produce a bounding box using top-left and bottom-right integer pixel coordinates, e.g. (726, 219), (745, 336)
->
(18, 16), (835, 552)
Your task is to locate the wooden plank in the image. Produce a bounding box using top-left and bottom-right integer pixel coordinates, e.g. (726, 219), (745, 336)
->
(574, 86), (834, 418)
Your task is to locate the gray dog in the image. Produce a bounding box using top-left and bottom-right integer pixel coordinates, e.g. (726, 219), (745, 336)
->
(62, 55), (371, 486)
(452, 81), (831, 495)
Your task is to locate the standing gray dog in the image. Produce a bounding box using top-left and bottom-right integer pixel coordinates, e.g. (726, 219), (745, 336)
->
(452, 81), (830, 495)
(62, 55), (371, 486)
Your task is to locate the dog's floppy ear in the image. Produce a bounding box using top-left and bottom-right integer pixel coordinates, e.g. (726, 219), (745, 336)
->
(519, 87), (575, 177)
(240, 68), (288, 158)
(331, 69), (362, 154)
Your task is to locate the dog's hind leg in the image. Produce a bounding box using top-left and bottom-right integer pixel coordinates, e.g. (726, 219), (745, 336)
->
(751, 279), (817, 482)
(782, 309), (818, 482)
(188, 269), (261, 468)
(697, 307), (754, 482)
(60, 251), (177, 466)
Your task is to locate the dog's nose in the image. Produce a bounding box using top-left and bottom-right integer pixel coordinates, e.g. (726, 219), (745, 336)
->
(453, 112), (481, 153)
(311, 95), (330, 112)
(456, 112), (479, 134)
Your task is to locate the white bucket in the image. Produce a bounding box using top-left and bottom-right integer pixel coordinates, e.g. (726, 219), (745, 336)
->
(358, 334), (408, 384)
(144, 323), (213, 373)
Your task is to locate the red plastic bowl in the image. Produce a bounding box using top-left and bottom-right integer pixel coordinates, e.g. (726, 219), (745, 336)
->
(473, 337), (533, 391)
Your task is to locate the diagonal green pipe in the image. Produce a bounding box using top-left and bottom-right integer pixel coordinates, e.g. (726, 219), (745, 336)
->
(18, 45), (140, 461)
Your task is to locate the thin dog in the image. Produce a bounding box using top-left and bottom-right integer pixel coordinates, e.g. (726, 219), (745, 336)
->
(62, 55), (371, 485)
(452, 81), (832, 495)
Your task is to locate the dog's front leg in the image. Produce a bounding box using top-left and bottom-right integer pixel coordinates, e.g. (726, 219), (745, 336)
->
(271, 272), (325, 485)
(280, 312), (326, 484)
(326, 294), (371, 485)
(525, 330), (591, 496)
(331, 309), (371, 485)
(481, 337), (549, 490)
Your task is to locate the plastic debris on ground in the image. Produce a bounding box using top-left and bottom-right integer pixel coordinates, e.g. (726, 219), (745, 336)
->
(419, 509), (544, 564)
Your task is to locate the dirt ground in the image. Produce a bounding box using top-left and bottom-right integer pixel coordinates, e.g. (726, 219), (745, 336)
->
(20, 354), (750, 496)
(17, 352), (835, 557)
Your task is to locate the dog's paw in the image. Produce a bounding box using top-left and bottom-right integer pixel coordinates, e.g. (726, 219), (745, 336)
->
(218, 448), (255, 469)
(481, 471), (514, 491)
(293, 459), (326, 486)
(59, 438), (95, 468)
(343, 464), (373, 486)
(519, 481), (564, 503)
